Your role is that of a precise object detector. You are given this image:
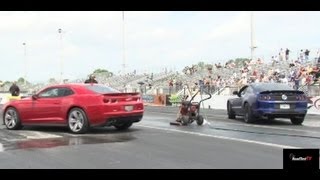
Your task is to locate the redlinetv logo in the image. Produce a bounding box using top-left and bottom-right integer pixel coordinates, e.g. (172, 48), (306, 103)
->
(283, 149), (319, 170)
(289, 153), (313, 161)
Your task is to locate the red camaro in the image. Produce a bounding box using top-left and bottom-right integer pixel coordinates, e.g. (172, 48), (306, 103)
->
(2, 83), (144, 134)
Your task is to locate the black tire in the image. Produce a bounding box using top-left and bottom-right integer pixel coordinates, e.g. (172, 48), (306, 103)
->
(114, 122), (133, 130)
(68, 108), (89, 134)
(3, 107), (23, 130)
(227, 102), (236, 119)
(290, 116), (305, 125)
(267, 117), (275, 121)
(244, 103), (255, 123)
(196, 115), (204, 125)
(181, 115), (189, 125)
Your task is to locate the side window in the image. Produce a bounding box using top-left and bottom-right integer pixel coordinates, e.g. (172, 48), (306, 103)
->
(246, 87), (253, 94)
(240, 87), (248, 97)
(38, 88), (59, 98)
(58, 88), (74, 97)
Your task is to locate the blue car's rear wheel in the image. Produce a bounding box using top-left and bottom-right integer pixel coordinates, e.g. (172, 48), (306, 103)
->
(244, 103), (255, 123)
(290, 116), (305, 125)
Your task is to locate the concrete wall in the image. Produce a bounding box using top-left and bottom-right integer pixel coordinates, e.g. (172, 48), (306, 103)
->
(0, 93), (11, 104)
(0, 93), (26, 105)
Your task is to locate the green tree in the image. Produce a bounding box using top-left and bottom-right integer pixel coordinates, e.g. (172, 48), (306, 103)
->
(197, 62), (205, 70)
(48, 78), (58, 84)
(17, 77), (25, 83)
(169, 94), (182, 106)
(234, 58), (249, 67)
(93, 69), (108, 73)
(226, 59), (234, 64)
(4, 81), (11, 86)
(93, 68), (113, 77)
(205, 64), (213, 70)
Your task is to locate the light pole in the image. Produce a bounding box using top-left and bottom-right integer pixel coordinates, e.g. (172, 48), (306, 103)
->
(122, 11), (126, 75)
(250, 12), (257, 61)
(58, 28), (63, 84)
(23, 42), (27, 85)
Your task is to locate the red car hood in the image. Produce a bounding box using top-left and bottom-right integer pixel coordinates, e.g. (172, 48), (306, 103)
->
(2, 96), (32, 108)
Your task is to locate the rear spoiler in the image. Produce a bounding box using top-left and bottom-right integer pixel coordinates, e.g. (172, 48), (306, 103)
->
(102, 92), (140, 96)
(259, 90), (304, 94)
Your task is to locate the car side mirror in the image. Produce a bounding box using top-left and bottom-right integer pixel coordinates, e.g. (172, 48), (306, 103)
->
(232, 91), (239, 96)
(32, 94), (38, 100)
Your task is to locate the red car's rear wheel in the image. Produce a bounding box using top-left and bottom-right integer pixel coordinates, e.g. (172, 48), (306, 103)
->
(68, 108), (89, 134)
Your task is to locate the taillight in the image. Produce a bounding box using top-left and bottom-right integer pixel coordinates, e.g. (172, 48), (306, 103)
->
(296, 95), (306, 101)
(103, 97), (110, 103)
(103, 97), (118, 103)
(258, 94), (271, 100)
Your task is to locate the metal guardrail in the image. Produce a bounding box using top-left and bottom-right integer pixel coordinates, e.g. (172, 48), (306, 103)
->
(108, 84), (320, 97)
(299, 84), (320, 97)
(0, 91), (28, 94)
(218, 84), (320, 97)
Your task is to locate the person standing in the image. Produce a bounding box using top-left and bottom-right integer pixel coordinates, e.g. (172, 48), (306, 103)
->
(9, 81), (20, 96)
(84, 74), (98, 84)
(305, 49), (310, 61)
(285, 48), (290, 61)
(168, 79), (173, 95)
(300, 49), (305, 63)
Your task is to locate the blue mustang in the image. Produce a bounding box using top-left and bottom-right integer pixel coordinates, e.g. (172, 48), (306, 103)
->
(227, 83), (308, 124)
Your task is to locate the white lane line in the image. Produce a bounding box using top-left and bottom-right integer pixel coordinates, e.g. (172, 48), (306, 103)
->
(303, 121), (320, 127)
(136, 124), (301, 149)
(220, 122), (320, 134)
(16, 131), (62, 139)
(145, 111), (320, 134)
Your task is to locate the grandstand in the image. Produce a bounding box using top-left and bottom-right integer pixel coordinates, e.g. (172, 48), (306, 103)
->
(1, 50), (319, 97)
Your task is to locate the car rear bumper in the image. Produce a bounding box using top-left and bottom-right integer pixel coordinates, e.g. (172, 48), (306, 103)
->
(103, 114), (143, 126)
(87, 103), (144, 126)
(253, 108), (307, 118)
(254, 101), (308, 118)
(92, 111), (144, 127)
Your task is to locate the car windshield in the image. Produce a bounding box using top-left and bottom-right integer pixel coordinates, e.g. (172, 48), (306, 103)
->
(85, 84), (120, 94)
(253, 83), (294, 92)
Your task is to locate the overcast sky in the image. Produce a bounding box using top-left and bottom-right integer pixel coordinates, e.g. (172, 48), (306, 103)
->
(0, 11), (319, 83)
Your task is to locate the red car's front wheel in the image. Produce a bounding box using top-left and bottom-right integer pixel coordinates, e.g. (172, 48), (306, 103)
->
(4, 107), (23, 130)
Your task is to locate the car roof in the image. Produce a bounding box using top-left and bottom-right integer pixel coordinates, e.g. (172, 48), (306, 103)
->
(37, 83), (106, 94)
(251, 82), (278, 87)
(46, 83), (102, 88)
